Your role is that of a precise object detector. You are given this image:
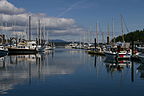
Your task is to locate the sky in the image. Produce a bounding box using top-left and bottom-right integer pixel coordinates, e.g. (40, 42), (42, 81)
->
(0, 0), (144, 42)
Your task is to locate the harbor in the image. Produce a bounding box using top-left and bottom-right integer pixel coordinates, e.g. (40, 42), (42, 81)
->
(0, 0), (144, 96)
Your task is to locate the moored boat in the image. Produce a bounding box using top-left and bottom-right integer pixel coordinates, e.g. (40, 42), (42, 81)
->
(8, 41), (38, 55)
(104, 50), (131, 60)
(104, 43), (132, 60)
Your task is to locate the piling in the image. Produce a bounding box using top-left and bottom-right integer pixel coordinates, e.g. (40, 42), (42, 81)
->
(132, 40), (134, 55)
(94, 38), (97, 49)
(107, 36), (110, 44)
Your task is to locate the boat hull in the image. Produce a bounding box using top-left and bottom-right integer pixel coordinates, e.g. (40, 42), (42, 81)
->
(104, 52), (131, 60)
(8, 48), (38, 55)
(0, 50), (8, 57)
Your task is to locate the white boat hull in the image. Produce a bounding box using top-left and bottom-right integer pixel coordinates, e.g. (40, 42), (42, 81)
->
(104, 51), (131, 60)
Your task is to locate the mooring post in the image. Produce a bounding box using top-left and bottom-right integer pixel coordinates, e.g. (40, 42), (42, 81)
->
(132, 40), (134, 56)
(94, 38), (97, 50)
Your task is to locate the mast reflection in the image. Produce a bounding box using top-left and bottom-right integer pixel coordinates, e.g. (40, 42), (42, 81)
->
(0, 49), (81, 94)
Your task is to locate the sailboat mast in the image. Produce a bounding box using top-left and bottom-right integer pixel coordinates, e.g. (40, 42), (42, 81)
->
(112, 18), (115, 43)
(102, 32), (104, 44)
(121, 15), (125, 42)
(28, 16), (31, 41)
(107, 24), (110, 44)
(96, 22), (99, 44)
(38, 19), (41, 45)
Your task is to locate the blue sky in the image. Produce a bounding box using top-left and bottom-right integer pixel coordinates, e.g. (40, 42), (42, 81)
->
(1, 0), (144, 42)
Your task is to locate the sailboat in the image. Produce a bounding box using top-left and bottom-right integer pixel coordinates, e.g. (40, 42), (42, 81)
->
(36, 19), (46, 52)
(0, 22), (8, 56)
(104, 16), (132, 60)
(8, 16), (38, 54)
(104, 43), (131, 60)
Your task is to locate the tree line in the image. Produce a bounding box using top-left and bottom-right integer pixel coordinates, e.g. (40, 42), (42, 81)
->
(112, 29), (144, 42)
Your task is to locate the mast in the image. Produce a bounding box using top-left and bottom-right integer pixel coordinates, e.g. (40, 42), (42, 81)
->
(42, 21), (46, 46)
(89, 26), (92, 43)
(112, 18), (115, 43)
(38, 19), (41, 45)
(107, 24), (110, 44)
(96, 22), (99, 44)
(28, 16), (31, 41)
(87, 26), (91, 44)
(102, 32), (104, 44)
(121, 15), (125, 42)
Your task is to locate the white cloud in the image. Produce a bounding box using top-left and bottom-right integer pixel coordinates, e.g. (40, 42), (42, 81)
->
(12, 31), (26, 36)
(0, 0), (25, 14)
(0, 0), (86, 40)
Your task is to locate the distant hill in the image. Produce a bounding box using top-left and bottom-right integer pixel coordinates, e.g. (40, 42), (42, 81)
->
(48, 39), (70, 46)
(112, 29), (144, 42)
(49, 39), (67, 43)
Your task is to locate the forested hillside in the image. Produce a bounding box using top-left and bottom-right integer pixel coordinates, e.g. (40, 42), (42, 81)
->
(113, 29), (144, 42)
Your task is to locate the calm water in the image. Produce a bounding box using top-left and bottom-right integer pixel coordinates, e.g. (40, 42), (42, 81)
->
(0, 48), (144, 96)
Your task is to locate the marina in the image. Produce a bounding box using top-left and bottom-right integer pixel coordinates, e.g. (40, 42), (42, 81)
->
(0, 0), (144, 96)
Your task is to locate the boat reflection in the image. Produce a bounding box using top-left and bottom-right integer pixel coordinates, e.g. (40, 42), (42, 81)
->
(137, 64), (144, 79)
(0, 56), (5, 68)
(105, 58), (131, 72)
(0, 50), (81, 94)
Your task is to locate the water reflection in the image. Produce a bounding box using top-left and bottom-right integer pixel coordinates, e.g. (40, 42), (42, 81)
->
(105, 59), (131, 72)
(137, 64), (144, 79)
(0, 49), (84, 94)
(0, 49), (144, 96)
